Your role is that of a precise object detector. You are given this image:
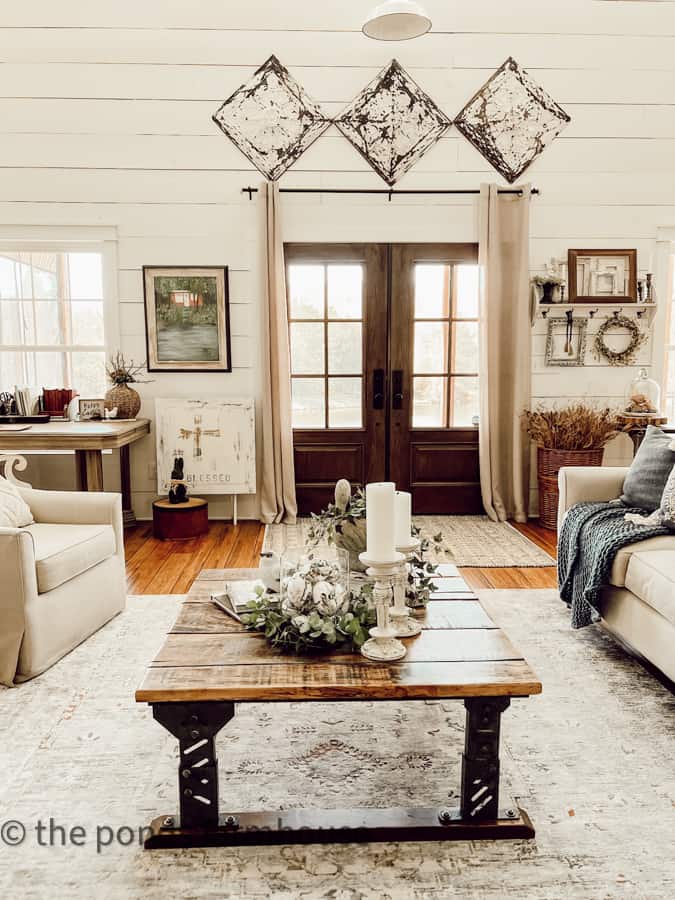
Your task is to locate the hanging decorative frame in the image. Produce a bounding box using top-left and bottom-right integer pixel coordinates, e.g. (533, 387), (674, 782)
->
(454, 57), (570, 183)
(545, 315), (588, 367)
(212, 54), (330, 180)
(335, 59), (451, 186)
(594, 312), (647, 366)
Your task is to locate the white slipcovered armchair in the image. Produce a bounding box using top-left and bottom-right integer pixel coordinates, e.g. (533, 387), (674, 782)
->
(0, 456), (126, 686)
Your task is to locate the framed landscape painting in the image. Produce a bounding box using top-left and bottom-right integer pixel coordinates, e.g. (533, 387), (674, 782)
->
(143, 266), (232, 372)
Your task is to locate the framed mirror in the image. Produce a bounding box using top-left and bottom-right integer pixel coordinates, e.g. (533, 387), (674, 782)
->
(568, 249), (637, 304)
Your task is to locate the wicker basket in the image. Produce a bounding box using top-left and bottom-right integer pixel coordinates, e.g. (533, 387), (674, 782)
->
(537, 447), (604, 531)
(104, 384), (141, 419)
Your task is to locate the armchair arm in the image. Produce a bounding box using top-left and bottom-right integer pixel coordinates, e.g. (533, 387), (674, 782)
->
(557, 466), (628, 531)
(17, 488), (124, 557)
(0, 528), (38, 687)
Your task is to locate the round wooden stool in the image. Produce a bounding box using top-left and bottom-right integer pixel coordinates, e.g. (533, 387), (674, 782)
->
(152, 498), (208, 541)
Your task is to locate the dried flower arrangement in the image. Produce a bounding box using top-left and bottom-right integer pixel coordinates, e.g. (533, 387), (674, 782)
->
(106, 351), (151, 385)
(523, 404), (622, 450)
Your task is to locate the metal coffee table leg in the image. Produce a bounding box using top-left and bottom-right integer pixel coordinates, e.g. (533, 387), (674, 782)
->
(460, 697), (511, 821)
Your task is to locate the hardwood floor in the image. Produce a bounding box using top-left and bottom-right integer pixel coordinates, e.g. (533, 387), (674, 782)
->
(125, 519), (557, 594)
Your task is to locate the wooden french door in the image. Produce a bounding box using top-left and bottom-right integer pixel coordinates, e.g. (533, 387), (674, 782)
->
(286, 242), (481, 515)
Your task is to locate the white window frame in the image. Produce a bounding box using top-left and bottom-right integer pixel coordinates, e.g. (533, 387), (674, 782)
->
(652, 230), (675, 422)
(0, 225), (120, 394)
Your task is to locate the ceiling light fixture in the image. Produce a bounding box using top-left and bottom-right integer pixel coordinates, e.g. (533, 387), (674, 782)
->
(362, 1), (432, 41)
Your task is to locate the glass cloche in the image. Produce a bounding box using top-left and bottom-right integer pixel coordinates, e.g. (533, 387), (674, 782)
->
(624, 368), (661, 416)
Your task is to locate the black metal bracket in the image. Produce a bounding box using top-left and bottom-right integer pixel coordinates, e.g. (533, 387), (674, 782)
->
(460, 697), (510, 821)
(152, 701), (235, 829)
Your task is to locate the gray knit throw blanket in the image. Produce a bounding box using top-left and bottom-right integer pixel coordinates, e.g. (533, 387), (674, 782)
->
(558, 501), (669, 628)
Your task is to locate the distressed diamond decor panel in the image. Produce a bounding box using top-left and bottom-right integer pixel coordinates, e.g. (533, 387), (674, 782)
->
(212, 54), (330, 181)
(335, 60), (451, 186)
(454, 57), (571, 184)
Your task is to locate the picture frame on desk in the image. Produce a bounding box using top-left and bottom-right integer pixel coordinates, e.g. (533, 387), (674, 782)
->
(78, 398), (106, 421)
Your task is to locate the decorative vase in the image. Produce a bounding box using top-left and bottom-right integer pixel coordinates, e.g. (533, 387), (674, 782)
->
(335, 519), (368, 573)
(541, 282), (555, 304)
(104, 384), (141, 419)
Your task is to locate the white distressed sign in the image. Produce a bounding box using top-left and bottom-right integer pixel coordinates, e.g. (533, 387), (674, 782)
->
(155, 398), (256, 496)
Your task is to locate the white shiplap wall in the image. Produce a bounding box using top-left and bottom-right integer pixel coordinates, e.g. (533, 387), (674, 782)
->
(2, 0), (674, 517)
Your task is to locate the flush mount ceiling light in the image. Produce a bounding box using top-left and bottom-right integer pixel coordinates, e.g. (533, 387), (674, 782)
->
(362, 1), (432, 41)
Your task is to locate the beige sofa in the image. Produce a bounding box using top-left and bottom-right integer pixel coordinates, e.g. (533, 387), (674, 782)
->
(0, 482), (126, 685)
(558, 466), (675, 683)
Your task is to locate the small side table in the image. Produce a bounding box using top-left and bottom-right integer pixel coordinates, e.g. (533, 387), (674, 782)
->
(617, 414), (668, 457)
(152, 498), (208, 541)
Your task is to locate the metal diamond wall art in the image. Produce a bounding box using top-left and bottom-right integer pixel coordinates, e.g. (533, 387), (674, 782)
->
(454, 57), (571, 184)
(212, 54), (330, 181)
(335, 60), (451, 186)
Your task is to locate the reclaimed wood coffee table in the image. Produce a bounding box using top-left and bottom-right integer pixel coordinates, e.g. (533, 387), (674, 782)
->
(136, 566), (542, 848)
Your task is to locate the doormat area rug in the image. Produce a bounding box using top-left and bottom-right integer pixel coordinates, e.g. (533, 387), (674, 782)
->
(264, 515), (555, 567)
(1, 591), (673, 899)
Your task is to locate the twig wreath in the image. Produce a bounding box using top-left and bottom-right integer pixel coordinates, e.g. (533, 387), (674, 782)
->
(594, 313), (647, 366)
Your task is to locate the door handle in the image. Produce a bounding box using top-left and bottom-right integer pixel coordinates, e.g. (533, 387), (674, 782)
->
(392, 370), (403, 410)
(372, 369), (385, 410)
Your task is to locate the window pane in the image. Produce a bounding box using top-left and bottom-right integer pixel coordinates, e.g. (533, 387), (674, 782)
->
(328, 322), (362, 374)
(455, 265), (479, 318)
(414, 321), (448, 374)
(0, 301), (22, 344)
(414, 264), (449, 318)
(71, 351), (106, 396)
(328, 377), (362, 428)
(68, 253), (103, 300)
(290, 322), (324, 374)
(0, 350), (25, 386)
(35, 351), (66, 388)
(288, 265), (324, 319)
(292, 378), (325, 428)
(0, 257), (25, 299)
(452, 321), (479, 374)
(413, 376), (447, 427)
(35, 300), (62, 344)
(21, 301), (36, 343)
(451, 376), (479, 426)
(32, 254), (57, 298)
(71, 300), (104, 345)
(327, 265), (362, 319)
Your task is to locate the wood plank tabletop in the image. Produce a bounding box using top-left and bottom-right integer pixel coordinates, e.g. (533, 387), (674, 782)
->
(136, 566), (542, 703)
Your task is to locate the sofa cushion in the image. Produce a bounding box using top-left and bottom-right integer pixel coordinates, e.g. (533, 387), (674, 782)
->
(624, 550), (675, 626)
(0, 475), (33, 528)
(608, 534), (675, 587)
(620, 425), (675, 511)
(23, 523), (116, 593)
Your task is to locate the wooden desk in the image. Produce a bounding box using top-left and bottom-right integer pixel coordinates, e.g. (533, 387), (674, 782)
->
(0, 419), (150, 526)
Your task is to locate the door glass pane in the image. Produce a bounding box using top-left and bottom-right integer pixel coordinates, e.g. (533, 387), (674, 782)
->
(71, 300), (105, 346)
(414, 321), (448, 374)
(328, 322), (362, 374)
(68, 253), (103, 300)
(35, 300), (62, 344)
(451, 376), (479, 426)
(414, 264), (449, 318)
(292, 378), (325, 428)
(327, 265), (362, 319)
(413, 376), (447, 427)
(328, 377), (362, 428)
(452, 321), (479, 374)
(288, 265), (324, 319)
(71, 351), (106, 395)
(290, 322), (324, 374)
(455, 265), (479, 318)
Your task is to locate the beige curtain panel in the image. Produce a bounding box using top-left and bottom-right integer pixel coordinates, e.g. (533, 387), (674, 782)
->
(259, 182), (298, 524)
(478, 183), (532, 523)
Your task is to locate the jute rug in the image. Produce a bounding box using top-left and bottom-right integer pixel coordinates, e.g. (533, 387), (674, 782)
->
(1, 590), (673, 899)
(264, 516), (555, 567)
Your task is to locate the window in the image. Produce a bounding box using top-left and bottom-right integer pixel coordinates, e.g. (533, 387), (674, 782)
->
(662, 250), (675, 421)
(412, 263), (479, 427)
(288, 263), (364, 429)
(0, 250), (107, 397)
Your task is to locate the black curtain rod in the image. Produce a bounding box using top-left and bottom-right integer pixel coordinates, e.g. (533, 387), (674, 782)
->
(242, 186), (539, 200)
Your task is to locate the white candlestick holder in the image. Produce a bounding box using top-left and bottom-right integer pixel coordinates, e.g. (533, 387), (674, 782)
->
(359, 552), (407, 662)
(390, 538), (423, 638)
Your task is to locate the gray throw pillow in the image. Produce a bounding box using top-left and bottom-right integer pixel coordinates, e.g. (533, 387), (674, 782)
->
(620, 425), (675, 511)
(625, 449), (675, 529)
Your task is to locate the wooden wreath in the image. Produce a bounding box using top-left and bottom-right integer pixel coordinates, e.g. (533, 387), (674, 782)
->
(594, 313), (646, 366)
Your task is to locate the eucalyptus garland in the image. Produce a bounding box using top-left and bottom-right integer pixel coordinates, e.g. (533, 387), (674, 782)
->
(594, 314), (646, 366)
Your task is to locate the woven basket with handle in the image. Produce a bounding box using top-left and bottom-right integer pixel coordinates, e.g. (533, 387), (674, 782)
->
(537, 447), (604, 531)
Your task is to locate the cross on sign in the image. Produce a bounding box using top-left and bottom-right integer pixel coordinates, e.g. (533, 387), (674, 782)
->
(178, 415), (221, 458)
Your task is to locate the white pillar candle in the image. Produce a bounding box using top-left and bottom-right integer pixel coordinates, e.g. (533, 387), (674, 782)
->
(365, 482), (396, 561)
(394, 491), (412, 548)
